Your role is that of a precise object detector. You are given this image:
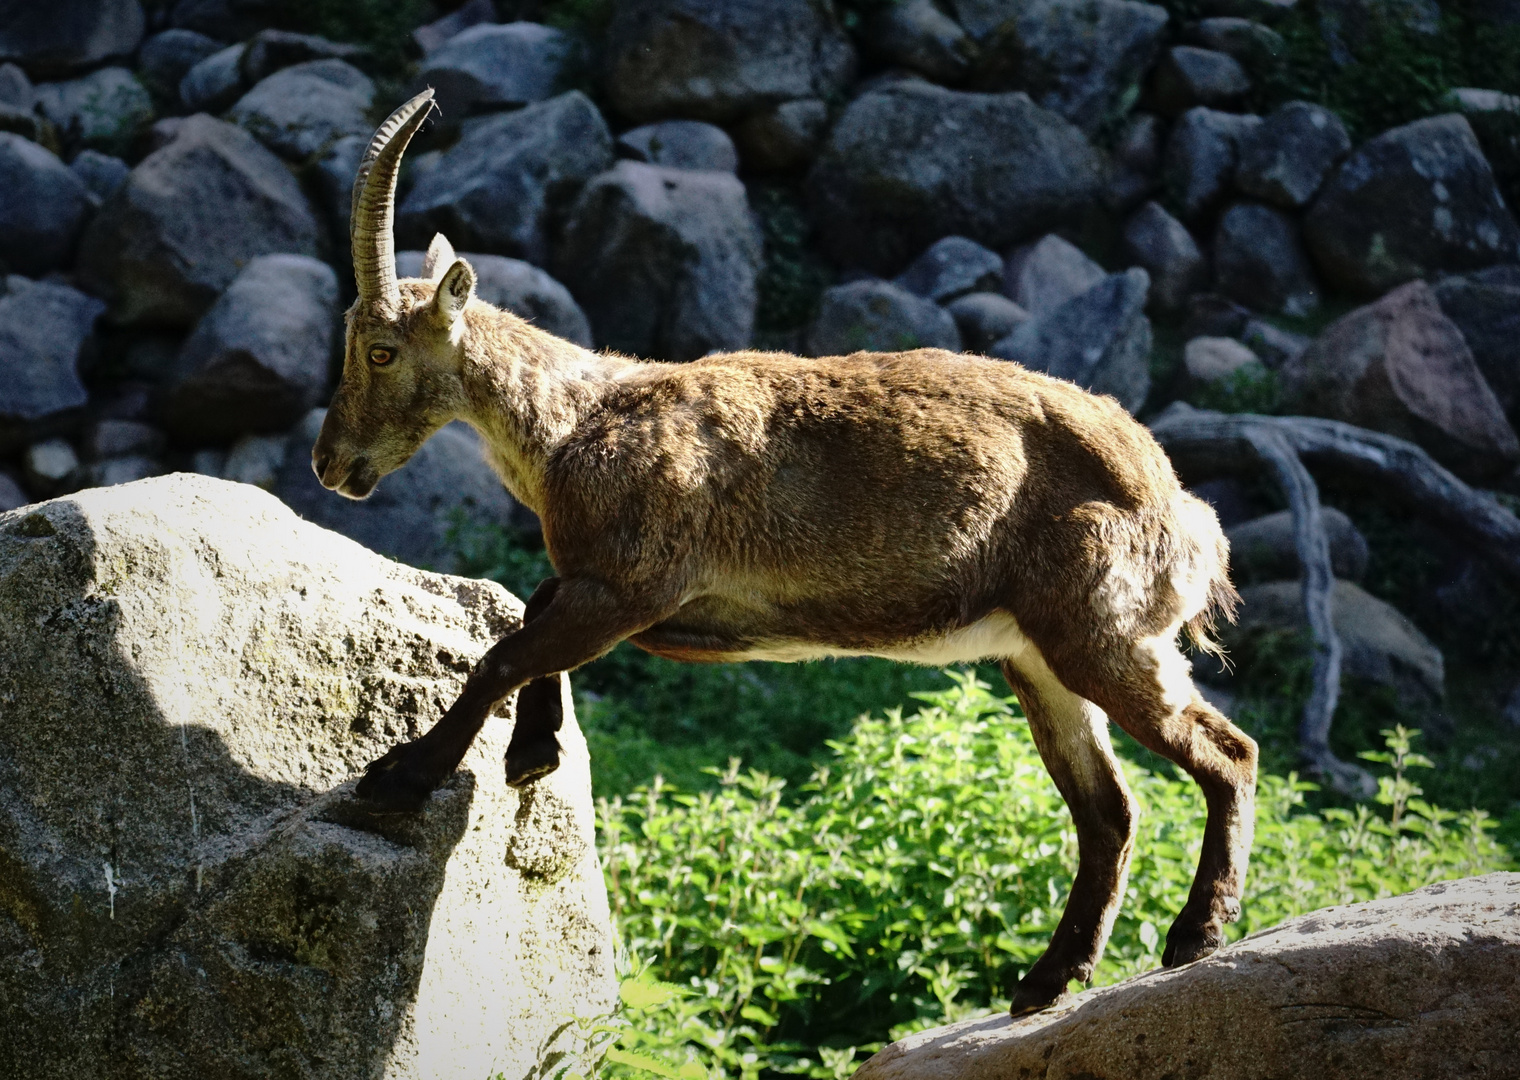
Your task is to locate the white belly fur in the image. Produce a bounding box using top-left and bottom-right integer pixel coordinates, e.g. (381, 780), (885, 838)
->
(739, 611), (1033, 666)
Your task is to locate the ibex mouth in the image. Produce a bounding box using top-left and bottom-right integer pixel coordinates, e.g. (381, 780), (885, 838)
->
(335, 459), (379, 500)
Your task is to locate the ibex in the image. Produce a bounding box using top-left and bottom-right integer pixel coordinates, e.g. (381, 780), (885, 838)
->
(315, 90), (1257, 1015)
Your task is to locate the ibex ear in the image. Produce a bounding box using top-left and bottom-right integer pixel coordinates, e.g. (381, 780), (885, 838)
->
(433, 258), (475, 329)
(420, 233), (456, 281)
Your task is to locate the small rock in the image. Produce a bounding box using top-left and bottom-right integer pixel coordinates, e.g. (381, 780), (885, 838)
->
(83, 418), (162, 460)
(1164, 106), (1263, 221)
(1283, 279), (1520, 479)
(221, 431), (286, 488)
(605, 0), (856, 123)
(1236, 100), (1352, 209)
(555, 160), (762, 361)
(804, 279), (962, 357)
(1183, 335), (1262, 383)
(77, 113), (321, 327)
(0, 61), (33, 108)
(1105, 111), (1165, 210)
(86, 453), (160, 487)
(0, 0), (144, 78)
(1227, 506), (1369, 582)
(1441, 89), (1520, 234)
(0, 132), (94, 275)
(399, 91), (613, 266)
(178, 41), (245, 112)
(1183, 17), (1285, 72)
(1150, 46), (1250, 116)
(1319, 0), (1440, 65)
(1304, 114), (1520, 297)
(991, 268), (1153, 413)
(864, 0), (973, 84)
(228, 59), (375, 161)
(189, 447), (225, 476)
(1213, 201), (1320, 316)
(238, 29), (367, 85)
(1182, 292), (1252, 338)
(312, 132), (366, 239)
(397, 249), (593, 347)
(23, 438), (80, 496)
(1200, 0), (1299, 19)
(414, 0), (497, 55)
(1434, 267), (1520, 414)
(971, 0), (1171, 132)
(1241, 318), (1309, 368)
(0, 101), (50, 146)
(69, 148), (128, 202)
(1122, 200), (1207, 312)
(894, 236), (1004, 303)
(946, 292), (1030, 353)
(0, 473), (27, 511)
(732, 98), (829, 172)
(412, 22), (573, 120)
(135, 28), (222, 102)
(1004, 234), (1107, 317)
(616, 120), (738, 173)
(164, 254), (338, 443)
(33, 66), (152, 156)
(1189, 475), (1264, 527)
(168, 0), (281, 41)
(0, 276), (102, 451)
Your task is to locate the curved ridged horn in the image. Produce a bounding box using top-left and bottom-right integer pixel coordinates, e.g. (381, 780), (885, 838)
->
(350, 89), (437, 310)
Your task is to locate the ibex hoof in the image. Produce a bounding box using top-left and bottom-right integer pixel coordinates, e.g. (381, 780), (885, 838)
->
(1008, 972), (1073, 1017)
(354, 742), (444, 812)
(1162, 920), (1224, 968)
(505, 736), (562, 788)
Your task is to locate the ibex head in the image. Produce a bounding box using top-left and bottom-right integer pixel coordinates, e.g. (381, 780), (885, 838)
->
(313, 89), (479, 500)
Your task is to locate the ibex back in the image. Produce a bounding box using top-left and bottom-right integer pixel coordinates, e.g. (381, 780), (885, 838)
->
(315, 91), (1257, 1015)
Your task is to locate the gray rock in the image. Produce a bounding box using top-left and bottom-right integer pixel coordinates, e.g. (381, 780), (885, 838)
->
(238, 29), (367, 85)
(1199, 0), (1299, 19)
(1227, 506), (1369, 582)
(33, 66), (152, 156)
(1440, 89), (1520, 232)
(228, 59), (375, 161)
(84, 452), (160, 487)
(732, 97), (829, 172)
(895, 236), (1004, 303)
(0, 472), (26, 511)
(83, 417), (165, 460)
(1150, 45), (1250, 116)
(397, 249), (593, 347)
(1183, 16), (1285, 72)
(804, 279), (962, 357)
(1182, 334), (1262, 384)
(398, 91), (612, 266)
(809, 82), (1104, 274)
(1004, 233), (1107, 317)
(1240, 318), (1309, 368)
(178, 42), (245, 113)
(0, 101), (49, 145)
(1434, 267), (1520, 415)
(855, 875), (1517, 1080)
(1164, 105), (1262, 221)
(411, 22), (573, 120)
(1236, 100), (1351, 208)
(1182, 292), (1252, 338)
(0, 473), (616, 1076)
(605, 0), (856, 123)
(220, 430), (286, 488)
(0, 61), (33, 107)
(945, 292), (1029, 353)
(970, 0), (1170, 132)
(164, 253), (339, 443)
(555, 160), (762, 361)
(1319, 0), (1440, 65)
(68, 147), (128, 202)
(22, 437), (80, 496)
(276, 410), (524, 573)
(135, 27), (222, 101)
(864, 0), (973, 85)
(0, 0), (144, 78)
(1213, 201), (1320, 316)
(0, 132), (94, 275)
(1305, 114), (1520, 297)
(1122, 199), (1206, 312)
(169, 0), (280, 41)
(1105, 110), (1165, 210)
(414, 0), (497, 55)
(617, 120), (738, 173)
(313, 132), (366, 239)
(0, 277), (101, 452)
(1284, 280), (1520, 479)
(77, 113), (321, 327)
(991, 268), (1153, 413)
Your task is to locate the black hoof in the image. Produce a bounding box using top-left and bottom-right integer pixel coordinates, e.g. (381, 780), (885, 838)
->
(354, 743), (444, 812)
(505, 736), (562, 788)
(1008, 970), (1073, 1017)
(1162, 920), (1224, 968)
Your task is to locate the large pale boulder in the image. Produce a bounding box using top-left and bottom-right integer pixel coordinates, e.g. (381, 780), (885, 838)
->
(856, 874), (1520, 1080)
(0, 474), (616, 1078)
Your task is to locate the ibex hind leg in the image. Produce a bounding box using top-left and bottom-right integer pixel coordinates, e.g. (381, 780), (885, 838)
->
(1001, 652), (1138, 1017)
(1055, 633), (1258, 968)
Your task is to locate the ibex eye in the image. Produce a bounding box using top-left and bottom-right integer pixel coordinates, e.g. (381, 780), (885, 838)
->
(368, 347), (394, 366)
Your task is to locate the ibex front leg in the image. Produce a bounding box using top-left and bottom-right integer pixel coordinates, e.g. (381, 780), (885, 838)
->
(355, 577), (661, 811)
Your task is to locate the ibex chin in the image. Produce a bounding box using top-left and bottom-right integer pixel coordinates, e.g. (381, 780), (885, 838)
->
(315, 90), (1257, 1014)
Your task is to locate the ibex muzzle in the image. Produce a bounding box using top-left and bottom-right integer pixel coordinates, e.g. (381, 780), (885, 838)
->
(317, 91), (1258, 1018)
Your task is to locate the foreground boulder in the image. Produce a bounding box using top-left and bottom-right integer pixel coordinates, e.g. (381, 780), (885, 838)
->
(0, 475), (616, 1078)
(856, 874), (1519, 1080)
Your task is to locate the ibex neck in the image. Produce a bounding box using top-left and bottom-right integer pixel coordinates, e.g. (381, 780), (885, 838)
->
(457, 316), (626, 516)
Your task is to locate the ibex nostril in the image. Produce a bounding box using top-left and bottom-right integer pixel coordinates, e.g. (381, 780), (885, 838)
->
(312, 452), (332, 484)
